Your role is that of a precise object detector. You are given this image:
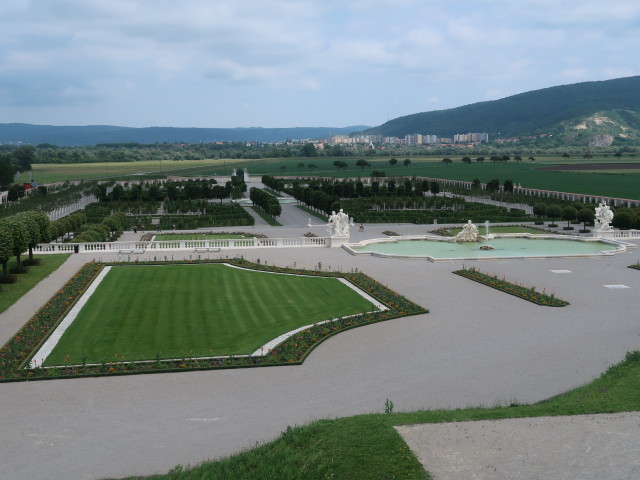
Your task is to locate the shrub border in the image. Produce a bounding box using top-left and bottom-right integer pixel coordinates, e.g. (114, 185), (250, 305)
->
(0, 258), (428, 382)
(453, 267), (569, 307)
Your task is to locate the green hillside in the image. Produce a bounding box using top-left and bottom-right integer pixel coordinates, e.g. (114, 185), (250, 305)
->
(364, 76), (640, 143)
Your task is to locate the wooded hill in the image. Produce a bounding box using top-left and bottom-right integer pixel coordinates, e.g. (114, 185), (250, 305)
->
(363, 76), (640, 145)
(0, 124), (369, 147)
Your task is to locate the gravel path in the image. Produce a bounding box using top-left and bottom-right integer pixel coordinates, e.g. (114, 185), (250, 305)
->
(0, 217), (638, 480)
(397, 412), (640, 480)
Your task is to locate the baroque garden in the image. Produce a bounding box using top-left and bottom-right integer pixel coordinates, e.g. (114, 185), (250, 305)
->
(1, 156), (639, 480)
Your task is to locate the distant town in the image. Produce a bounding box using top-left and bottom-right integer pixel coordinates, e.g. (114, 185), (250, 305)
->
(329, 132), (489, 147)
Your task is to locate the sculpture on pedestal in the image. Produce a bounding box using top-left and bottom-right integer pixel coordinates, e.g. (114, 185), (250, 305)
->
(328, 209), (350, 237)
(453, 220), (479, 242)
(594, 201), (614, 231)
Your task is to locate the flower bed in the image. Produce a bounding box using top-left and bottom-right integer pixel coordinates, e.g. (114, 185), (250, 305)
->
(453, 267), (569, 307)
(0, 259), (427, 382)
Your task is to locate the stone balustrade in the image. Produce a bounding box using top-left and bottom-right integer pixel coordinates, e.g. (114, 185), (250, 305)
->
(33, 237), (332, 254)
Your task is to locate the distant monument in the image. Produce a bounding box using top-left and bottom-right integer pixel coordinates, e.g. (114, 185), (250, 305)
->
(594, 201), (614, 231)
(453, 220), (479, 242)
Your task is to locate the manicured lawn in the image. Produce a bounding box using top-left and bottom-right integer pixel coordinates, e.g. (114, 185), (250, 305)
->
(111, 351), (640, 480)
(44, 264), (374, 365)
(0, 255), (71, 314)
(154, 234), (248, 240)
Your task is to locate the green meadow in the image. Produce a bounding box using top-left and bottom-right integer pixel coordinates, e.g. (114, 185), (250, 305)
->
(32, 155), (640, 199)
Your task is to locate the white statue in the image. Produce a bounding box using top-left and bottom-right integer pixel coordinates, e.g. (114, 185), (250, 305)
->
(328, 209), (350, 237)
(328, 211), (339, 236)
(453, 220), (479, 242)
(337, 209), (350, 236)
(594, 201), (614, 231)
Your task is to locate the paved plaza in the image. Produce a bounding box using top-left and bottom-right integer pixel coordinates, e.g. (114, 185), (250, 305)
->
(0, 211), (638, 479)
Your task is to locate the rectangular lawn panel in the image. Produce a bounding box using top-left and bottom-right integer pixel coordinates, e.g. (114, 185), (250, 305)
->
(44, 264), (375, 365)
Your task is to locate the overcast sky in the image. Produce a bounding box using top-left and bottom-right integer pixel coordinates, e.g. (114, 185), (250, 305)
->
(1, 0), (638, 129)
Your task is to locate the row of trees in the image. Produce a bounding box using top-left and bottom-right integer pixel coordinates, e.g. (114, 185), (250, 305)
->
(98, 176), (247, 204)
(248, 188), (282, 218)
(0, 211), (53, 277)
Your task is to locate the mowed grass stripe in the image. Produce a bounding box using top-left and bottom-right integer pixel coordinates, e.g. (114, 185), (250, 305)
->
(44, 264), (375, 365)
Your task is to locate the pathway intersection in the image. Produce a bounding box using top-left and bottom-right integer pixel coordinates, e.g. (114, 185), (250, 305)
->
(0, 203), (638, 479)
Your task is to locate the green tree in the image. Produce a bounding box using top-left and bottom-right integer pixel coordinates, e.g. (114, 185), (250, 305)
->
(12, 145), (37, 171)
(16, 211), (45, 262)
(300, 143), (317, 157)
(441, 158), (452, 166)
(403, 158), (411, 167)
(389, 158), (398, 167)
(0, 224), (13, 277)
(613, 210), (633, 230)
(533, 203), (547, 219)
(561, 206), (578, 228)
(0, 216), (29, 268)
(461, 156), (471, 165)
(577, 207), (594, 230)
(0, 157), (16, 189)
(503, 179), (514, 193)
(486, 179), (500, 192)
(356, 159), (369, 170)
(546, 205), (562, 225)
(430, 181), (440, 195)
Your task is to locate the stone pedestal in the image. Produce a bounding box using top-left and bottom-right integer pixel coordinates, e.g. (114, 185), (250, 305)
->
(329, 236), (349, 248)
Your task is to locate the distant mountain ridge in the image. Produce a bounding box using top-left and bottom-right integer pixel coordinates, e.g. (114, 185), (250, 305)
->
(0, 124), (370, 146)
(363, 76), (640, 144)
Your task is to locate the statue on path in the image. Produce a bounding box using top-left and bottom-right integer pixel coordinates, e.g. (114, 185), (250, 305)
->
(453, 220), (479, 242)
(328, 209), (350, 237)
(594, 201), (614, 231)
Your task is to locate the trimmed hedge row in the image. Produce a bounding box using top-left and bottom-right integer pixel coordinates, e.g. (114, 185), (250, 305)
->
(453, 267), (569, 306)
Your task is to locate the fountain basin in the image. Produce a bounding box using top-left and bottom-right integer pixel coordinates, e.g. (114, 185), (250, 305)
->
(343, 234), (632, 262)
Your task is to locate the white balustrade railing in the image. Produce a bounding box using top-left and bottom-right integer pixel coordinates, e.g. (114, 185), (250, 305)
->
(33, 237), (332, 254)
(593, 229), (640, 240)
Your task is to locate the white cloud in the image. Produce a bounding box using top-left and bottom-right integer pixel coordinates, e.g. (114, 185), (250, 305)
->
(0, 0), (638, 127)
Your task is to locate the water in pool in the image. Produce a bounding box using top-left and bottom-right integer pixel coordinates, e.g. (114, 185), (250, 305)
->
(350, 236), (619, 259)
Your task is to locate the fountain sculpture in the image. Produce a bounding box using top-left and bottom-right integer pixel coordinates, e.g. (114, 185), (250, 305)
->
(453, 220), (479, 242)
(594, 201), (614, 232)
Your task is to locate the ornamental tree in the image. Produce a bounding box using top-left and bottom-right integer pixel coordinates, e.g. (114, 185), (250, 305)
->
(0, 224), (13, 277)
(0, 216), (29, 268)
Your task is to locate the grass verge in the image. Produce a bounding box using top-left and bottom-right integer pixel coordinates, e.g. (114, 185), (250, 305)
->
(296, 204), (329, 223)
(250, 206), (283, 226)
(0, 255), (71, 314)
(108, 350), (640, 480)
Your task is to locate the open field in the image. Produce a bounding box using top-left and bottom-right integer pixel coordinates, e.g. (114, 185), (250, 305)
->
(33, 155), (640, 199)
(44, 263), (375, 365)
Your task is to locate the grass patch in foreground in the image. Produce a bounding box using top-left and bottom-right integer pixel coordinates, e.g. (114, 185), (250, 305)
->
(0, 255), (70, 314)
(110, 351), (640, 480)
(44, 264), (374, 365)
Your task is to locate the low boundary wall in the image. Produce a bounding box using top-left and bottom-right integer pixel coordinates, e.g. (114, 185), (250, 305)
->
(33, 237), (331, 254)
